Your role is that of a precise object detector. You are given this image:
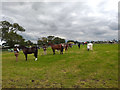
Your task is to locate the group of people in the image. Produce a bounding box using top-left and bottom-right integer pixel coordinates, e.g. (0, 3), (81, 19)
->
(78, 42), (93, 51)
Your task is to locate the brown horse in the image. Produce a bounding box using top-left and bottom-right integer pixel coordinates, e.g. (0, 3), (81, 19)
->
(48, 42), (64, 55)
(21, 46), (39, 61)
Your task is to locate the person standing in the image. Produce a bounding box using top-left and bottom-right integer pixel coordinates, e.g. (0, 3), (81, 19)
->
(14, 46), (19, 62)
(87, 43), (93, 51)
(42, 44), (47, 55)
(78, 43), (81, 49)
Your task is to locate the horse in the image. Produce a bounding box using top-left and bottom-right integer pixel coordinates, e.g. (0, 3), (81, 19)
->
(48, 42), (64, 55)
(21, 46), (39, 61)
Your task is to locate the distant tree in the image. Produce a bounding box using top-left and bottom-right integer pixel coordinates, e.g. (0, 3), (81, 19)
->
(86, 41), (89, 43)
(2, 31), (25, 47)
(37, 39), (43, 46)
(42, 37), (48, 44)
(37, 37), (48, 46)
(91, 41), (94, 43)
(67, 40), (75, 43)
(26, 40), (33, 46)
(74, 41), (79, 44)
(53, 37), (65, 44)
(47, 36), (54, 42)
(0, 20), (25, 47)
(1, 21), (25, 41)
(38, 36), (65, 46)
(60, 39), (65, 43)
(53, 37), (61, 44)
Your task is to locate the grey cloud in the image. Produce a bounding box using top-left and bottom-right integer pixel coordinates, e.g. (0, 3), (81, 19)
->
(108, 22), (118, 30)
(1, 2), (118, 42)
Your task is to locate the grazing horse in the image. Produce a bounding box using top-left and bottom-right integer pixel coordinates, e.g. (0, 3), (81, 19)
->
(21, 46), (38, 61)
(48, 42), (64, 55)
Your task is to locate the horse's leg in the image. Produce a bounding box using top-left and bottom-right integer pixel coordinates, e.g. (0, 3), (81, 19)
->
(25, 53), (27, 61)
(34, 51), (38, 61)
(52, 49), (55, 55)
(60, 49), (63, 54)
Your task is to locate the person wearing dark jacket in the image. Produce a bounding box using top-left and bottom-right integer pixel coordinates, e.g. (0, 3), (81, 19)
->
(78, 43), (81, 49)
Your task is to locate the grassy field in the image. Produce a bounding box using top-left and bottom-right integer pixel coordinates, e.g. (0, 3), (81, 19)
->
(2, 44), (118, 88)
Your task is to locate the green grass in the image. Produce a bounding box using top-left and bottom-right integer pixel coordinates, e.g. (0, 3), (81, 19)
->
(2, 44), (118, 88)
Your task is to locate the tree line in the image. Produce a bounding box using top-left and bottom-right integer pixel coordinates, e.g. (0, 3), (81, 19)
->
(1, 20), (118, 48)
(37, 36), (65, 46)
(0, 21), (66, 48)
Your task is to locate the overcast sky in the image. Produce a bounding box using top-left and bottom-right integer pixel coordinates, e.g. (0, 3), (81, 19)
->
(1, 0), (119, 43)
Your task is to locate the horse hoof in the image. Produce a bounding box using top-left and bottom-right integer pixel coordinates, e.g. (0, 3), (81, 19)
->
(35, 58), (37, 61)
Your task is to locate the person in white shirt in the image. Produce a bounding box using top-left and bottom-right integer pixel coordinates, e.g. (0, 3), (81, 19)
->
(87, 43), (93, 51)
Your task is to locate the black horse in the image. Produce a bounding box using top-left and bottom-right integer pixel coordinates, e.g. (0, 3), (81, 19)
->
(21, 46), (39, 61)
